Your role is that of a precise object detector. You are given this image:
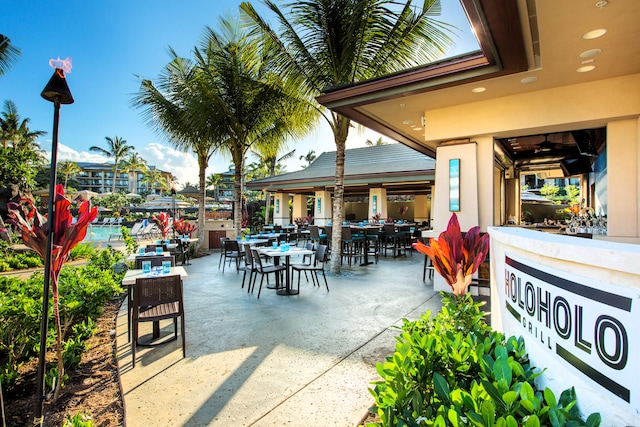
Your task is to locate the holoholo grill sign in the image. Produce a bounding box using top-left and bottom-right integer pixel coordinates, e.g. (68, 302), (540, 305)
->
(503, 253), (639, 411)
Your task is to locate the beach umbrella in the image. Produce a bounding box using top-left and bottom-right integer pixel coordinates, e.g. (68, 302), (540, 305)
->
(125, 192), (141, 199)
(75, 190), (99, 200)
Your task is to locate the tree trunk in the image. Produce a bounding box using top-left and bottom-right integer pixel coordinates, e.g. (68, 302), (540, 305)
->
(194, 156), (208, 256)
(329, 115), (350, 274)
(234, 159), (244, 237)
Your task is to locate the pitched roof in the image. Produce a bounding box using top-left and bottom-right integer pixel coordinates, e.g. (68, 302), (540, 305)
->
(246, 143), (435, 194)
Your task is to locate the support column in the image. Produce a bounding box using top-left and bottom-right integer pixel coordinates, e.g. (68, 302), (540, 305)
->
(414, 195), (430, 224)
(273, 192), (289, 225)
(314, 190), (332, 226)
(607, 118), (639, 237)
(368, 188), (387, 222)
(292, 194), (307, 222)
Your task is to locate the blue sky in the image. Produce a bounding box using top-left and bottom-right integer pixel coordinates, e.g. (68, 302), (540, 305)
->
(1, 0), (477, 187)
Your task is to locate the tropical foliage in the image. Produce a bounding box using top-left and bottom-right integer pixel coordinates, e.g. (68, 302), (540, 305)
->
(413, 213), (489, 296)
(368, 292), (601, 426)
(0, 34), (21, 77)
(241, 0), (454, 273)
(6, 185), (98, 400)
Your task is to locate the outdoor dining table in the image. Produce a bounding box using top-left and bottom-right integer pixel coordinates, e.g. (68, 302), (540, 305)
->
(126, 251), (171, 262)
(122, 266), (188, 340)
(350, 224), (383, 266)
(258, 246), (313, 296)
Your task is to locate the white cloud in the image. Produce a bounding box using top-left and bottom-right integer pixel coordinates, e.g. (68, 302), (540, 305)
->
(53, 124), (397, 189)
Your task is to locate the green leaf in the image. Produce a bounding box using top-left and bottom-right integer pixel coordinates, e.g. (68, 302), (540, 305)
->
(433, 372), (451, 403)
(434, 414), (447, 427)
(586, 412), (601, 427)
(447, 408), (460, 427)
(521, 398), (534, 413)
(482, 399), (496, 426)
(543, 387), (557, 407)
(506, 415), (519, 427)
(481, 380), (508, 412)
(502, 390), (517, 405)
(520, 381), (535, 401)
(466, 412), (486, 427)
(524, 414), (541, 427)
(493, 357), (512, 385)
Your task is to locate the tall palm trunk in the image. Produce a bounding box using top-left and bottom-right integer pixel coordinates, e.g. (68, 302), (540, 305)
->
(234, 159), (244, 236)
(329, 115), (350, 274)
(195, 156), (208, 256)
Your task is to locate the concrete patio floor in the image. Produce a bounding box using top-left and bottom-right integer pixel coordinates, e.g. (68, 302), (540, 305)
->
(116, 249), (443, 426)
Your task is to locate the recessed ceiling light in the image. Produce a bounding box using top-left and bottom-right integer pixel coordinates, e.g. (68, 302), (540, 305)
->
(520, 77), (537, 84)
(583, 29), (607, 40)
(413, 127), (422, 131)
(580, 48), (602, 58)
(402, 120), (413, 125)
(399, 103), (405, 108)
(471, 87), (486, 93)
(577, 65), (596, 73)
(581, 59), (595, 64)
(595, 1), (608, 8)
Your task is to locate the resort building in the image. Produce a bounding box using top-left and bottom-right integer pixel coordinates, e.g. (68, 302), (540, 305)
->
(74, 162), (172, 195)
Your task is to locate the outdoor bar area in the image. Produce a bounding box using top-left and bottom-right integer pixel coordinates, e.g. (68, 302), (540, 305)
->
(315, 1), (640, 424)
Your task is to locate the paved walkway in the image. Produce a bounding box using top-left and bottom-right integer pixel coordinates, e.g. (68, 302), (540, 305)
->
(116, 249), (442, 426)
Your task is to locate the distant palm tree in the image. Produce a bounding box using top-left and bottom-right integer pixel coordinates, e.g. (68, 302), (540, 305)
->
(0, 34), (21, 77)
(251, 147), (295, 224)
(299, 150), (316, 168)
(120, 152), (148, 193)
(142, 167), (164, 195)
(0, 100), (46, 150)
(58, 160), (81, 188)
(241, 0), (453, 273)
(365, 137), (387, 146)
(89, 136), (134, 192)
(206, 173), (223, 202)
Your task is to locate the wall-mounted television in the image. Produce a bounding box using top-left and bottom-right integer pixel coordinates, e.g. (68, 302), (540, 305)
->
(561, 156), (592, 177)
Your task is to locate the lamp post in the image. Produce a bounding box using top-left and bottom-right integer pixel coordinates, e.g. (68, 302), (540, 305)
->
(35, 61), (74, 426)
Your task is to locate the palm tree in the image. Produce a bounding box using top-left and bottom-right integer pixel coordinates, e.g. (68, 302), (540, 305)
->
(133, 51), (216, 254)
(299, 150), (316, 168)
(191, 17), (315, 236)
(241, 0), (453, 273)
(58, 160), (81, 188)
(141, 167), (164, 195)
(89, 136), (134, 192)
(120, 152), (148, 193)
(0, 34), (21, 77)
(251, 147), (295, 224)
(206, 172), (223, 202)
(365, 137), (387, 146)
(0, 100), (46, 150)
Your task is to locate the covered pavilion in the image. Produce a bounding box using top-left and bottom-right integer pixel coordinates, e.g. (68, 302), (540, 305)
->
(245, 143), (435, 225)
(313, 1), (640, 423)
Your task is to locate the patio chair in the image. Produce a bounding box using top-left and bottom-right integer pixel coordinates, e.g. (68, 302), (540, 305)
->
(240, 243), (256, 290)
(131, 274), (185, 367)
(291, 244), (329, 292)
(309, 225), (327, 245)
(134, 255), (175, 269)
(341, 226), (365, 266)
(250, 248), (286, 299)
(220, 239), (244, 273)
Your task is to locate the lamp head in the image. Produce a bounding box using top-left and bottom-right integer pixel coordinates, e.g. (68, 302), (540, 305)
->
(41, 68), (74, 104)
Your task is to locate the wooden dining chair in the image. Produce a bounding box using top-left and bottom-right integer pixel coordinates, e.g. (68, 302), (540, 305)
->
(131, 274), (185, 367)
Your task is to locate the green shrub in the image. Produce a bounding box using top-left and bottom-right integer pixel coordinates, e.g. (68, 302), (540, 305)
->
(68, 242), (96, 261)
(367, 292), (601, 427)
(0, 248), (124, 388)
(7, 251), (43, 269)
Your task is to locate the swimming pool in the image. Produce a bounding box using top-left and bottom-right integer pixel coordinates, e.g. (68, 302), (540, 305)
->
(84, 225), (125, 241)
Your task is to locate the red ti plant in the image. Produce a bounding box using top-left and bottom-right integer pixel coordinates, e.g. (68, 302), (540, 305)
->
(7, 184), (97, 400)
(151, 212), (172, 239)
(173, 218), (196, 237)
(412, 213), (489, 296)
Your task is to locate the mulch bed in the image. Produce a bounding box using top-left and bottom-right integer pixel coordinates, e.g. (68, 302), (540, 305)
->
(3, 297), (125, 427)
